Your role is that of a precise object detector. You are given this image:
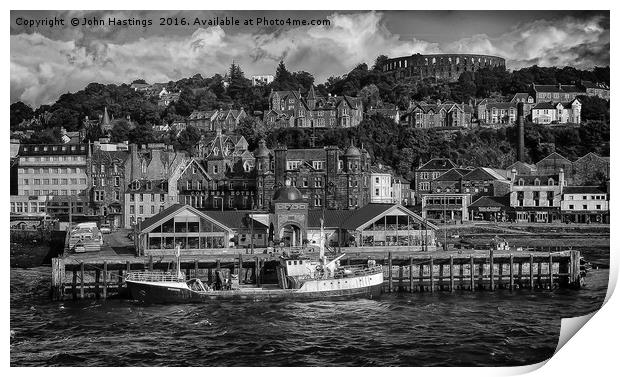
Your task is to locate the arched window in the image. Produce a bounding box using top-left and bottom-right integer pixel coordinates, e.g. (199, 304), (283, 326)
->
(534, 178), (540, 186)
(548, 178), (554, 186)
(518, 178), (524, 186)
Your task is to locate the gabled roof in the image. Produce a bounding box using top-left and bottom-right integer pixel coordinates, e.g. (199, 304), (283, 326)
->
(418, 158), (457, 171)
(179, 158), (212, 181)
(340, 203), (438, 231)
(469, 195), (510, 209)
(536, 152), (571, 164)
(307, 209), (356, 228)
(581, 81), (609, 90)
(563, 186), (606, 195)
(435, 168), (470, 182)
(514, 174), (560, 185)
(510, 93), (533, 103)
(574, 152), (608, 164)
(139, 204), (234, 234)
(462, 167), (508, 181)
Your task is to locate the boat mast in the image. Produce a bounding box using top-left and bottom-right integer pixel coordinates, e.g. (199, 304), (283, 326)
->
(319, 217), (325, 263)
(175, 244), (182, 279)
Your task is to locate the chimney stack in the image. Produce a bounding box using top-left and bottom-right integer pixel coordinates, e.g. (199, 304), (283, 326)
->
(517, 102), (525, 162)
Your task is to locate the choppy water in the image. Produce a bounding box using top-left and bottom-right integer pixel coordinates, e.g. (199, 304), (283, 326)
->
(10, 260), (609, 367)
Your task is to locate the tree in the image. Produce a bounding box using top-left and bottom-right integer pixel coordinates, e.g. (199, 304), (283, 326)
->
(272, 61), (296, 91)
(177, 125), (201, 155)
(48, 108), (81, 131)
(291, 71), (315, 90)
(372, 55), (389, 71)
(10, 101), (34, 130)
(358, 84), (381, 109)
(129, 123), (156, 144)
(226, 63), (251, 104)
(577, 95), (609, 122)
(110, 120), (131, 142)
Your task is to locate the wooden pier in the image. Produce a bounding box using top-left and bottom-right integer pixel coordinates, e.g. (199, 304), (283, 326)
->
(50, 249), (584, 301)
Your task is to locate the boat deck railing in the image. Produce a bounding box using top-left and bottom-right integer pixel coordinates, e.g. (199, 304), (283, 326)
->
(125, 271), (186, 283)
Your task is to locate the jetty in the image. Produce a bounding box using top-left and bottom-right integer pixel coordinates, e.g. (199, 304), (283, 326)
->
(50, 248), (584, 301)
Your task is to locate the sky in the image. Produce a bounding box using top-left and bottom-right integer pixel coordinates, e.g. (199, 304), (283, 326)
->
(10, 10), (610, 107)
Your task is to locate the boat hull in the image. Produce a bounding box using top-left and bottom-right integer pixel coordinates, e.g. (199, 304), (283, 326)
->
(126, 275), (383, 304)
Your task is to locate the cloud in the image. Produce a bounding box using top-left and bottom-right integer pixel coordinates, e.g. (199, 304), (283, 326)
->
(443, 15), (609, 69)
(10, 11), (610, 107)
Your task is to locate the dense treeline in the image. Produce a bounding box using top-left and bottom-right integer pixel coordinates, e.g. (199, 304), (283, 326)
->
(10, 57), (610, 171)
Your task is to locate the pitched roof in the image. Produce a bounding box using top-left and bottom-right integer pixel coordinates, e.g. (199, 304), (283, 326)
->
(307, 209), (356, 228)
(469, 195), (510, 209)
(537, 152), (571, 164)
(202, 211), (268, 231)
(286, 148), (327, 162)
(532, 84), (584, 93)
(435, 168), (470, 182)
(139, 204), (235, 234)
(340, 203), (438, 231)
(462, 167), (508, 181)
(563, 186), (606, 195)
(418, 158), (457, 171)
(139, 203), (185, 232)
(514, 174), (560, 185)
(510, 93), (532, 103)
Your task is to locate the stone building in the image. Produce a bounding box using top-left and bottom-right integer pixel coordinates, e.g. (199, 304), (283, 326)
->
(580, 81), (610, 100)
(414, 158), (457, 203)
(404, 101), (473, 129)
(254, 141), (373, 211)
(264, 86), (363, 129)
(88, 146), (129, 228)
(369, 165), (394, 204)
(535, 152), (573, 183)
(382, 53), (505, 82)
(571, 153), (610, 186)
(530, 84), (586, 103)
(188, 108), (247, 133)
(123, 144), (188, 228)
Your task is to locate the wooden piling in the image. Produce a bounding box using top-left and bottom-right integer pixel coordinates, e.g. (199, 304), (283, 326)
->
(418, 261), (424, 291)
(80, 262), (85, 299)
(194, 260), (199, 279)
(51, 258), (65, 300)
(537, 261), (543, 288)
(148, 255), (153, 271)
(470, 255), (475, 292)
(509, 254), (514, 291)
(529, 254), (534, 291)
(518, 261), (523, 287)
(72, 269), (77, 300)
(449, 256), (454, 292)
(387, 252), (393, 293)
(398, 265), (404, 291)
(548, 254), (553, 290)
(489, 250), (495, 291)
(409, 257), (414, 292)
(102, 261), (108, 299)
(95, 269), (101, 299)
(255, 256), (260, 287)
(429, 257), (434, 293)
(238, 253), (243, 284)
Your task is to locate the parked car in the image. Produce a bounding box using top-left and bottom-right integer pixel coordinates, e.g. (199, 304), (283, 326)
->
(100, 226), (112, 234)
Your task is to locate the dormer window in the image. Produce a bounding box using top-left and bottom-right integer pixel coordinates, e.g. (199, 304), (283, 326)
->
(534, 178), (540, 186)
(518, 178), (524, 186)
(548, 178), (555, 186)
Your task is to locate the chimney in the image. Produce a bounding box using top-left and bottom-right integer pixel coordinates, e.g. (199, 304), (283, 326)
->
(517, 102), (525, 162)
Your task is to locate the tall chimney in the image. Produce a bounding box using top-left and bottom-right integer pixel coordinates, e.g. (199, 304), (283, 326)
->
(517, 102), (525, 162)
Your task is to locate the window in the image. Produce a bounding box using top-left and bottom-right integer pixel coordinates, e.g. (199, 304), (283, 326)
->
(582, 205), (587, 210)
(314, 177), (323, 188)
(151, 194), (155, 202)
(375, 188), (380, 196)
(151, 205), (155, 214)
(313, 161), (325, 170)
(130, 205), (135, 214)
(596, 204), (601, 210)
(139, 205), (144, 214)
(52, 178), (58, 185)
(100, 178), (105, 187)
(187, 180), (192, 190)
(160, 194), (165, 202)
(213, 165), (219, 174)
(115, 177), (120, 186)
(420, 172), (429, 180)
(115, 191), (120, 201)
(287, 161), (300, 170)
(302, 178), (308, 187)
(130, 194), (135, 202)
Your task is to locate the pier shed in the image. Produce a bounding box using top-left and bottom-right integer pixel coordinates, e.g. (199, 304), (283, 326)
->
(136, 204), (234, 255)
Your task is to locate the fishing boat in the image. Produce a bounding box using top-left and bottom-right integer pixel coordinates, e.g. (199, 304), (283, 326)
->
(125, 220), (384, 304)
